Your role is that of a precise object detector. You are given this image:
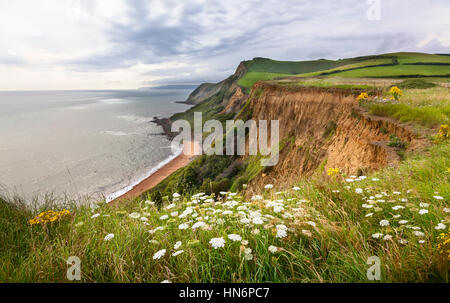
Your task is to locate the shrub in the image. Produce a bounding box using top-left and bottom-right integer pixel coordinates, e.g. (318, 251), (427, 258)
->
(396, 79), (437, 89)
(389, 86), (403, 101)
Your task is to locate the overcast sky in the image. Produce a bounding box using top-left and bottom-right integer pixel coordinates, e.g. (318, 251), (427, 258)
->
(0, 0), (449, 90)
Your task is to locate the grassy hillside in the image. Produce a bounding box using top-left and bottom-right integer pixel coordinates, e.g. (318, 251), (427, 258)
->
(1, 141), (448, 282)
(237, 53), (450, 92)
(237, 57), (355, 92)
(1, 52), (449, 283)
(296, 52), (450, 79)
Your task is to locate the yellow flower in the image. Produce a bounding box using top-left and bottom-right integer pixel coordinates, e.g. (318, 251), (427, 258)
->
(29, 209), (71, 226)
(389, 86), (403, 101)
(357, 92), (369, 102)
(437, 231), (450, 260)
(436, 125), (449, 142)
(327, 167), (340, 177)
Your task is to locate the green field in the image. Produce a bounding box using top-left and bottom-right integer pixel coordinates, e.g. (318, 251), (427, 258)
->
(237, 71), (292, 92)
(237, 53), (450, 91)
(333, 65), (450, 78)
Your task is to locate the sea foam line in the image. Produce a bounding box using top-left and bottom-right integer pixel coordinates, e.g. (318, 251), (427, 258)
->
(105, 144), (184, 203)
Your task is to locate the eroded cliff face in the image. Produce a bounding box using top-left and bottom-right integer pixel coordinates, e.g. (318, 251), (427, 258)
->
(242, 83), (427, 193)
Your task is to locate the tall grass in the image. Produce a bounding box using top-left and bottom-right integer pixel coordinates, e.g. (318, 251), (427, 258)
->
(1, 142), (448, 283)
(367, 87), (450, 128)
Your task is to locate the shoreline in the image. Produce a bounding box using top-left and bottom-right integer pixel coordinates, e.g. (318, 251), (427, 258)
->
(108, 140), (198, 205)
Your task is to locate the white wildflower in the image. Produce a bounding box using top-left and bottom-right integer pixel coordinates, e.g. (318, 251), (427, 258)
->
(276, 229), (287, 239)
(153, 249), (166, 260)
(104, 233), (114, 241)
(192, 221), (206, 230)
(372, 233), (383, 239)
(209, 237), (226, 249)
(398, 239), (408, 245)
(228, 234), (242, 242)
(435, 223), (447, 230)
(252, 217), (264, 225)
(178, 223), (189, 230)
(129, 212), (140, 219)
(379, 220), (390, 227)
(392, 205), (405, 210)
(268, 245), (278, 253)
(172, 250), (184, 257)
(306, 221), (316, 227)
(413, 231), (425, 237)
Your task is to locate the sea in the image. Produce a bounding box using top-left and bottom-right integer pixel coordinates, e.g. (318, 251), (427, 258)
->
(0, 88), (193, 204)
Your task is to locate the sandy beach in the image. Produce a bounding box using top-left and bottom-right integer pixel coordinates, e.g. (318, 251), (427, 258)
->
(110, 140), (199, 205)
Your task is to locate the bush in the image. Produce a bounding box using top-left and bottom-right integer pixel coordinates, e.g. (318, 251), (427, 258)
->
(396, 79), (438, 89)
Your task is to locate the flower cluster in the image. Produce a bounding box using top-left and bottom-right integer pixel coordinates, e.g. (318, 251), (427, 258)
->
(29, 209), (71, 225)
(356, 92), (369, 102)
(437, 231), (450, 260)
(327, 168), (340, 177)
(389, 86), (403, 101)
(435, 124), (449, 143)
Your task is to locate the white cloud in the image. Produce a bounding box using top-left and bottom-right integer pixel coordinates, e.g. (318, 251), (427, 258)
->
(0, 0), (449, 90)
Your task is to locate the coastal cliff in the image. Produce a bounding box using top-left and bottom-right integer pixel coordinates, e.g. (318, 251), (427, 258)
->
(240, 83), (428, 194)
(148, 78), (430, 199)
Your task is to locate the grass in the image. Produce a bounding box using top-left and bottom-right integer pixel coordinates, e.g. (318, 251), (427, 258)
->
(237, 72), (292, 92)
(369, 104), (449, 128)
(395, 79), (438, 89)
(364, 87), (450, 128)
(326, 65), (450, 78)
(1, 141), (448, 283)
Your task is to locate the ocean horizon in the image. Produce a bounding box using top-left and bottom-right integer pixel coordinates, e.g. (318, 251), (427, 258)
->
(0, 88), (193, 204)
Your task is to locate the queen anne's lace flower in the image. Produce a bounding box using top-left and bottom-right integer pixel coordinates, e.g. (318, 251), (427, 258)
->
(209, 237), (226, 249)
(178, 223), (189, 230)
(419, 209), (428, 215)
(268, 245), (278, 253)
(379, 220), (390, 227)
(104, 233), (114, 241)
(227, 234), (242, 242)
(129, 212), (140, 219)
(153, 249), (166, 260)
(192, 221), (206, 230)
(172, 250), (184, 257)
